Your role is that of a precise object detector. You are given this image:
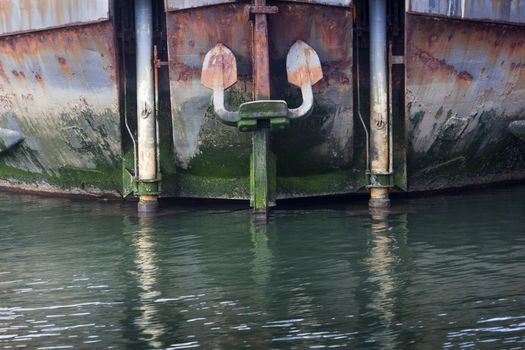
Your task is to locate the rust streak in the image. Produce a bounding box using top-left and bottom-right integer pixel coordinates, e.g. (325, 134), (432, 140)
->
(413, 47), (473, 82)
(0, 63), (10, 82)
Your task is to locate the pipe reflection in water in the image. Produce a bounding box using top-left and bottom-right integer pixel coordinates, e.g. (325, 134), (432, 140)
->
(1, 190), (524, 348)
(131, 216), (165, 348)
(364, 208), (409, 349)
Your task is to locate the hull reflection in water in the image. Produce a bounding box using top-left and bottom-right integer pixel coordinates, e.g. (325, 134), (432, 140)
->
(0, 187), (524, 349)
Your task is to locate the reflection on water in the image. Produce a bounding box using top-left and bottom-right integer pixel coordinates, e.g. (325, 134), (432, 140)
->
(133, 216), (165, 348)
(0, 187), (524, 349)
(365, 209), (406, 350)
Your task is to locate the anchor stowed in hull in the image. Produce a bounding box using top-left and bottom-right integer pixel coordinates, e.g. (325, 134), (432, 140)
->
(201, 0), (323, 219)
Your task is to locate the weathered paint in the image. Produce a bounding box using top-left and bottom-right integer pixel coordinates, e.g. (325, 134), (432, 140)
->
(0, 19), (122, 196)
(165, 2), (355, 199)
(369, 0), (390, 207)
(201, 43), (242, 126)
(282, 0), (352, 6)
(268, 4), (354, 177)
(407, 0), (525, 24)
(135, 0), (157, 185)
(0, 0), (110, 37)
(406, 14), (525, 190)
(250, 0), (273, 216)
(165, 3), (253, 183)
(165, 0), (236, 11)
(165, 0), (352, 10)
(286, 40), (323, 119)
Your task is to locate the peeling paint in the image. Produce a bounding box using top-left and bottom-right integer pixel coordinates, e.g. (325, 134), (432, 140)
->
(165, 1), (355, 199)
(406, 14), (525, 190)
(0, 19), (121, 195)
(0, 0), (110, 37)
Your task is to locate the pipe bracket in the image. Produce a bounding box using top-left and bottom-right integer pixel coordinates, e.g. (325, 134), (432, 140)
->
(136, 178), (161, 196)
(366, 172), (394, 189)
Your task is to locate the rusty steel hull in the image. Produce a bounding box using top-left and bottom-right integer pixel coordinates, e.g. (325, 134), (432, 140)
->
(0, 20), (122, 196)
(165, 2), (355, 199)
(1, 0), (525, 200)
(268, 4), (354, 177)
(407, 0), (525, 25)
(0, 0), (110, 37)
(406, 14), (525, 191)
(165, 4), (253, 199)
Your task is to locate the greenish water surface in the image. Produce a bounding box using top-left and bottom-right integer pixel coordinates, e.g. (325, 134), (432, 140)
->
(0, 187), (524, 349)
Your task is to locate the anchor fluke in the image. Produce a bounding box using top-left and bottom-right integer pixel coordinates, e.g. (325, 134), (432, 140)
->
(286, 40), (323, 119)
(201, 43), (240, 125)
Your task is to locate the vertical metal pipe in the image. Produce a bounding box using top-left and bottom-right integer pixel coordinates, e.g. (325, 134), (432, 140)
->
(369, 0), (390, 208)
(135, 0), (158, 211)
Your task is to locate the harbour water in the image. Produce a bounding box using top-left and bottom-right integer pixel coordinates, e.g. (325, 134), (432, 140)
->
(0, 187), (524, 349)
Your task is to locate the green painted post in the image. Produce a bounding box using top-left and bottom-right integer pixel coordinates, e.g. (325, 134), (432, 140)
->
(251, 128), (270, 218)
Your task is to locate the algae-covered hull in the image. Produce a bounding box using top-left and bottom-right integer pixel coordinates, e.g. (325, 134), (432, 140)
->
(0, 0), (524, 201)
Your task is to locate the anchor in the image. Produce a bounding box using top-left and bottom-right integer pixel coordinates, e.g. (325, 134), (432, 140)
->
(201, 40), (323, 131)
(201, 1), (323, 220)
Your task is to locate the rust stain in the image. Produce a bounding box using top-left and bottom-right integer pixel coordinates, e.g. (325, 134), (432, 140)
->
(201, 43), (237, 89)
(0, 19), (118, 117)
(268, 4), (352, 83)
(406, 13), (525, 189)
(413, 47), (473, 82)
(165, 1), (354, 174)
(57, 55), (71, 75)
(0, 63), (9, 82)
(167, 4), (252, 84)
(0, 21), (116, 90)
(253, 6), (270, 99)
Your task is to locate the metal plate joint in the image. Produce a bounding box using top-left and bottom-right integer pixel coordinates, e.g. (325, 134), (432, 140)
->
(244, 5), (279, 20)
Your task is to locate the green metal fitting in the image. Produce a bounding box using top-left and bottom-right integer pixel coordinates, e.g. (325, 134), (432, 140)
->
(136, 178), (160, 196)
(237, 100), (289, 132)
(366, 172), (394, 189)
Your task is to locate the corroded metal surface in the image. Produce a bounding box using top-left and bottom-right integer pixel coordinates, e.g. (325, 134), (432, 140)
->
(166, 0), (352, 10)
(0, 20), (121, 195)
(166, 0), (236, 11)
(201, 44), (238, 91)
(166, 3), (253, 180)
(201, 44), (241, 125)
(0, 0), (110, 36)
(406, 14), (525, 190)
(268, 4), (353, 177)
(166, 2), (353, 198)
(286, 41), (323, 89)
(407, 0), (525, 24)
(283, 0), (351, 6)
(286, 40), (323, 119)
